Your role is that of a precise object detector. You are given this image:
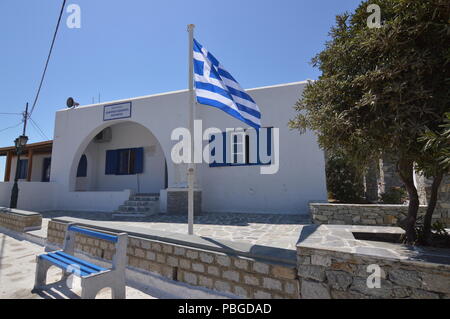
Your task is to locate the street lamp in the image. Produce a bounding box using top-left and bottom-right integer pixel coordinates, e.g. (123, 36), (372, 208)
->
(10, 135), (28, 209)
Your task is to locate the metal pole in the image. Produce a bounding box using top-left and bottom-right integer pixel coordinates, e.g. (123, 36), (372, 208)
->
(10, 103), (28, 208)
(187, 24), (195, 235)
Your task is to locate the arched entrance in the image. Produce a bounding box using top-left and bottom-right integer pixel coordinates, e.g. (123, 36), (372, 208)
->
(70, 121), (167, 194)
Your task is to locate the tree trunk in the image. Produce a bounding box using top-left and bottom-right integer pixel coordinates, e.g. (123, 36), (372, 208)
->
(422, 172), (444, 245)
(397, 158), (420, 244)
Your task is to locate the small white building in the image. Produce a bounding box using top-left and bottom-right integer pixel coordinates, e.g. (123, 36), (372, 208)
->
(0, 81), (327, 216)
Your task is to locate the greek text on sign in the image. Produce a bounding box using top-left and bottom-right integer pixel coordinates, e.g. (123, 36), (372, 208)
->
(103, 102), (132, 121)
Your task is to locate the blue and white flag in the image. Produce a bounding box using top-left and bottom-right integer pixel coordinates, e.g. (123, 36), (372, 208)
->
(193, 39), (261, 129)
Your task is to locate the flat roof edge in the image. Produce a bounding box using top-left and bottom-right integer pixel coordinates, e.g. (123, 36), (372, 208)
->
(56, 80), (310, 113)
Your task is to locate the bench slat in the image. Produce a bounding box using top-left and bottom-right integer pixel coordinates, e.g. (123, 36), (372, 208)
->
(68, 225), (118, 243)
(39, 254), (91, 277)
(54, 251), (107, 272)
(47, 252), (102, 275)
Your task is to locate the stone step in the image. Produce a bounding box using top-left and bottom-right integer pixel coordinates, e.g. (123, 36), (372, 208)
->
(112, 212), (147, 218)
(129, 196), (159, 202)
(112, 208), (160, 217)
(118, 205), (159, 213)
(134, 193), (159, 197)
(124, 200), (158, 206)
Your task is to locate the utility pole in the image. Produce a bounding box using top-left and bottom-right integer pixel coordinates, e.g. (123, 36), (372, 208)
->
(10, 103), (29, 209)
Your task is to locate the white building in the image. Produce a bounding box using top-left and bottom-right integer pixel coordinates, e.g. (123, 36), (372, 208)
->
(0, 81), (327, 216)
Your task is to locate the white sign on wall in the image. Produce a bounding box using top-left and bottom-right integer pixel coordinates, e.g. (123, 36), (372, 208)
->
(103, 102), (132, 121)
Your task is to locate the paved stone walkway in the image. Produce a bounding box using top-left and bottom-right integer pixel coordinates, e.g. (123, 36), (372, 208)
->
(39, 211), (310, 250)
(0, 232), (157, 299)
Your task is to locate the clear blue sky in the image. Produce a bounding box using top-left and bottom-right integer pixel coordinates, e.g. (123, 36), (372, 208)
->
(0, 0), (362, 179)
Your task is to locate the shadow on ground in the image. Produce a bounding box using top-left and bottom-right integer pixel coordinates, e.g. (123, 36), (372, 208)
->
(40, 211), (310, 227)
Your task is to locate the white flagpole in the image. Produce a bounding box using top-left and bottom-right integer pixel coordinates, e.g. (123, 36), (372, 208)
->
(187, 24), (195, 235)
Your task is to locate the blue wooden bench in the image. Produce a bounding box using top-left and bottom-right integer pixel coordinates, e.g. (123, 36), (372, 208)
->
(33, 223), (128, 299)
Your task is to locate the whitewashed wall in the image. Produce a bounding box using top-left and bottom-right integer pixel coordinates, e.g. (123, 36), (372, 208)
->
(0, 182), (57, 211)
(41, 81), (327, 214)
(197, 82), (327, 214)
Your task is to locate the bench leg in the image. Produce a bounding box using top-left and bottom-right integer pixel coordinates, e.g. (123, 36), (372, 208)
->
(33, 257), (52, 290)
(112, 284), (126, 299)
(81, 285), (98, 299)
(62, 272), (74, 289)
(80, 279), (102, 299)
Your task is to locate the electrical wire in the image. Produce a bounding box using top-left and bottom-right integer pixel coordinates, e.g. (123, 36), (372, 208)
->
(0, 121), (23, 133)
(29, 117), (50, 140)
(29, 0), (67, 117)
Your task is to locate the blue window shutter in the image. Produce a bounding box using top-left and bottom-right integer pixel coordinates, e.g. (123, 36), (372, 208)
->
(223, 132), (227, 165)
(18, 159), (28, 179)
(133, 147), (144, 174)
(77, 155), (88, 177)
(42, 158), (51, 182)
(105, 150), (118, 175)
(117, 149), (129, 175)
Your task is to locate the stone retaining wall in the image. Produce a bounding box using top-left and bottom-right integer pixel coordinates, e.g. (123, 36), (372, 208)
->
(47, 220), (299, 299)
(0, 208), (42, 232)
(310, 203), (434, 226)
(166, 189), (202, 215)
(297, 246), (450, 299)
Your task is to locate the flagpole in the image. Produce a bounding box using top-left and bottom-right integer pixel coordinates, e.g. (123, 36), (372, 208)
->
(187, 24), (195, 235)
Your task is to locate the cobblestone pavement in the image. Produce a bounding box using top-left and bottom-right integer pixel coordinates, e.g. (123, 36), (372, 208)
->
(0, 232), (157, 299)
(40, 211), (311, 250)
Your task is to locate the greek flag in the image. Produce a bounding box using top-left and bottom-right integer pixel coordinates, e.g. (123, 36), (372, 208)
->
(193, 39), (261, 129)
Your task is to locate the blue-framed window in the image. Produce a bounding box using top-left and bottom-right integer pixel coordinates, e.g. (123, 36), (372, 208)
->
(42, 157), (51, 182)
(76, 155), (88, 177)
(17, 159), (28, 179)
(105, 147), (144, 175)
(209, 127), (272, 167)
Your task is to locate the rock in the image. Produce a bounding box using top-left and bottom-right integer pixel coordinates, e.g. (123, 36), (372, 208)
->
(349, 277), (393, 298)
(301, 279), (331, 299)
(326, 270), (353, 291)
(330, 289), (365, 299)
(352, 216), (361, 224)
(298, 265), (326, 282)
(388, 269), (422, 288)
(410, 289), (440, 299)
(421, 273), (450, 294)
(311, 255), (331, 267)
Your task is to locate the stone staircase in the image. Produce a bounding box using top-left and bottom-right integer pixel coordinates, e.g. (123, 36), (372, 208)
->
(113, 193), (160, 217)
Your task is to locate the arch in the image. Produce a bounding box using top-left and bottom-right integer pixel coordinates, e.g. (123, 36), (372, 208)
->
(68, 120), (171, 193)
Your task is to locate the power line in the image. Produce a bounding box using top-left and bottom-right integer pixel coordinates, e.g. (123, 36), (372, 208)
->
(29, 117), (50, 140)
(0, 121), (23, 133)
(0, 112), (22, 115)
(29, 0), (67, 117)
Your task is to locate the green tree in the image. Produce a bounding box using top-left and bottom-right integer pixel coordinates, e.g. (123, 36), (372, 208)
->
(290, 0), (450, 243)
(325, 151), (366, 203)
(417, 113), (450, 244)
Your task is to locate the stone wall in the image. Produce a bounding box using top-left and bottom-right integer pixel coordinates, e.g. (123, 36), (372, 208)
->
(436, 175), (450, 225)
(0, 208), (42, 232)
(310, 203), (433, 226)
(47, 220), (299, 299)
(417, 174), (450, 225)
(166, 189), (202, 215)
(297, 246), (450, 299)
